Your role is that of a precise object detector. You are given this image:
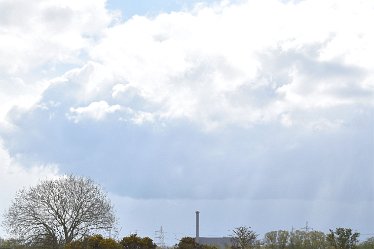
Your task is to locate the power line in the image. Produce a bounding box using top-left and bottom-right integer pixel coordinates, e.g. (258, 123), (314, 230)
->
(155, 226), (166, 249)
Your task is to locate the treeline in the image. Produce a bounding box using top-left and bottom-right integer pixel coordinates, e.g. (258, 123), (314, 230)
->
(3, 177), (372, 249)
(1, 228), (374, 249)
(232, 227), (374, 249)
(0, 234), (154, 249)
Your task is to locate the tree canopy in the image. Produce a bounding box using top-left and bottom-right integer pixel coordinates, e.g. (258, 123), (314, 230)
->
(231, 226), (259, 249)
(327, 228), (360, 249)
(120, 234), (157, 249)
(175, 237), (217, 249)
(64, 234), (120, 249)
(3, 175), (116, 247)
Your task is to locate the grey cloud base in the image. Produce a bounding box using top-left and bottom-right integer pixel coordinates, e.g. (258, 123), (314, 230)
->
(4, 98), (373, 202)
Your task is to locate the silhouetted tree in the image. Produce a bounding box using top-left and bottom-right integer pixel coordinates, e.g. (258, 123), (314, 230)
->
(231, 227), (259, 249)
(3, 175), (116, 247)
(120, 234), (157, 249)
(327, 228), (359, 249)
(175, 237), (217, 249)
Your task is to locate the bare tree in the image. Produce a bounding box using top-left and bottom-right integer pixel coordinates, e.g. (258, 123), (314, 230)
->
(2, 175), (116, 247)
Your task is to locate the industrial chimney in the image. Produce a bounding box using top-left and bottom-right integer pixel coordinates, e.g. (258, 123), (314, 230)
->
(195, 211), (200, 243)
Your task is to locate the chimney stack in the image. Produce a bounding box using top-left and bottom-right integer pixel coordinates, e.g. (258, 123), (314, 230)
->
(195, 211), (200, 244)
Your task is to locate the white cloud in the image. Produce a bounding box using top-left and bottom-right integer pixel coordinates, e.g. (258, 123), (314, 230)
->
(0, 0), (372, 237)
(68, 101), (121, 122)
(131, 111), (155, 124)
(0, 0), (115, 127)
(77, 0), (373, 130)
(112, 84), (128, 98)
(0, 0), (112, 75)
(0, 0), (75, 227)
(0, 0), (372, 130)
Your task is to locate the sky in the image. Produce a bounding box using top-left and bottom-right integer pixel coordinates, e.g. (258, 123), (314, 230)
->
(0, 0), (373, 245)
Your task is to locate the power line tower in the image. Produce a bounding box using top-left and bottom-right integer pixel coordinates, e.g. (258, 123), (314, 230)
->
(155, 226), (166, 249)
(300, 221), (313, 232)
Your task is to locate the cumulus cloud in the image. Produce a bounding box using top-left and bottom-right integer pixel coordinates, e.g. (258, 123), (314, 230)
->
(0, 0), (115, 125)
(2, 0), (373, 197)
(0, 0), (112, 235)
(79, 0), (373, 129)
(68, 101), (121, 122)
(2, 0), (371, 130)
(0, 0), (373, 237)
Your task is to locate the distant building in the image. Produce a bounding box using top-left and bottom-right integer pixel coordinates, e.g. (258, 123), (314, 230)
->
(194, 211), (232, 249)
(199, 237), (232, 249)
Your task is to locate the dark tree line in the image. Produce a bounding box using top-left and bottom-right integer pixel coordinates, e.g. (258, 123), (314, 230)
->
(0, 230), (373, 249)
(230, 226), (368, 249)
(0, 234), (157, 249)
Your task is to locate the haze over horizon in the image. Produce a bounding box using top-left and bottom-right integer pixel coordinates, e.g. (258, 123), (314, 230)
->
(0, 0), (373, 245)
